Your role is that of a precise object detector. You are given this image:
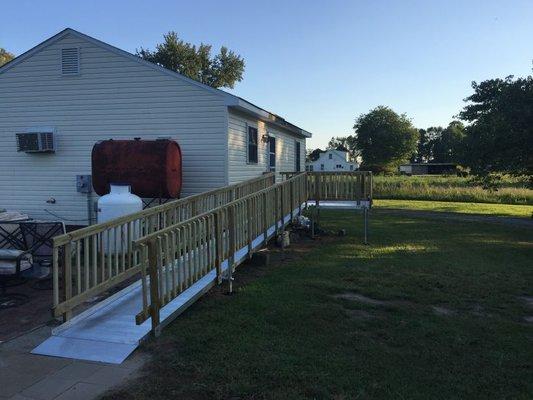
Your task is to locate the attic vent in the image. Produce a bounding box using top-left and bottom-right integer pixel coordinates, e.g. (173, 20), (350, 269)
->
(61, 48), (79, 75)
(16, 132), (55, 153)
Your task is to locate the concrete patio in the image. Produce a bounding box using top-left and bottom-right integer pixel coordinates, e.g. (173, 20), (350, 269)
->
(0, 326), (147, 400)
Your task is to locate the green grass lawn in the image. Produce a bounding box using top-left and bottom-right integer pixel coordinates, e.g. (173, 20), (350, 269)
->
(107, 210), (533, 400)
(374, 199), (533, 218)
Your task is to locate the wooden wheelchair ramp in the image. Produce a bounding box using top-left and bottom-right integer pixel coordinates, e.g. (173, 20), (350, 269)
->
(32, 218), (286, 364)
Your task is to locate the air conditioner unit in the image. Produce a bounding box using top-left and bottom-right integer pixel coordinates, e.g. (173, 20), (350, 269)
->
(16, 132), (55, 153)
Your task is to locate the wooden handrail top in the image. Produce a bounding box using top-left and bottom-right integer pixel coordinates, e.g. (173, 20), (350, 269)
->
(53, 173), (274, 246)
(133, 173), (305, 247)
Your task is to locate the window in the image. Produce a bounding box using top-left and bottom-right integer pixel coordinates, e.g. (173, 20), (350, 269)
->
(336, 164), (342, 169)
(247, 126), (258, 163)
(309, 165), (314, 171)
(320, 164), (324, 171)
(328, 153), (333, 159)
(268, 137), (276, 172)
(350, 165), (354, 171)
(295, 141), (301, 171)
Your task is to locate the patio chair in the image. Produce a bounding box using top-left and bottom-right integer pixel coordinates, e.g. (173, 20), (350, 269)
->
(19, 221), (66, 289)
(0, 249), (33, 308)
(0, 221), (27, 250)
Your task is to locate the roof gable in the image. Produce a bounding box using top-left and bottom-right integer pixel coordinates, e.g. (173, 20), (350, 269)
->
(1, 28), (312, 138)
(0, 28), (228, 99)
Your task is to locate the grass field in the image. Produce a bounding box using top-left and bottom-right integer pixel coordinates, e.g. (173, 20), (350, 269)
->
(373, 175), (533, 205)
(106, 210), (533, 400)
(374, 199), (533, 218)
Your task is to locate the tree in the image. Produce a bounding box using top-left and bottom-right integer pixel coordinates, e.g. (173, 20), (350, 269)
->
(306, 148), (324, 162)
(458, 75), (533, 176)
(414, 126), (443, 162)
(326, 136), (359, 160)
(0, 48), (14, 66)
(432, 121), (465, 163)
(137, 32), (245, 89)
(354, 106), (419, 171)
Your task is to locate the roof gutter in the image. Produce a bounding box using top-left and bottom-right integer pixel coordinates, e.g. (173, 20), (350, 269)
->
(225, 96), (312, 138)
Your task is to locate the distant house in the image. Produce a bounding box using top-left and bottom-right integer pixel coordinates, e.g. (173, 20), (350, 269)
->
(0, 28), (311, 224)
(399, 163), (457, 175)
(306, 149), (358, 172)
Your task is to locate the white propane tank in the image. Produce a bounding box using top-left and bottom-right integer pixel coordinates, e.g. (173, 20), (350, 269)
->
(97, 184), (143, 253)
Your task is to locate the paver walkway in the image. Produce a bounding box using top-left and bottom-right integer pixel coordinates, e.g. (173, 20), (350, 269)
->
(0, 326), (147, 400)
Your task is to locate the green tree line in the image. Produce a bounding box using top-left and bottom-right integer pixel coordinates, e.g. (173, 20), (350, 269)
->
(310, 74), (532, 180)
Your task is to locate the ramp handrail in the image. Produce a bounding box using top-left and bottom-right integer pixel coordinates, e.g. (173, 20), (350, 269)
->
(135, 171), (372, 335)
(133, 173), (308, 333)
(52, 173), (275, 319)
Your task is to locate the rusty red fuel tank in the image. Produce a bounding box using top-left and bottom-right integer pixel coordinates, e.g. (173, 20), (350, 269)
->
(91, 139), (182, 198)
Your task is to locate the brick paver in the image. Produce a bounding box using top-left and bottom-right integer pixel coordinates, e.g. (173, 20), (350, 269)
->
(0, 326), (147, 400)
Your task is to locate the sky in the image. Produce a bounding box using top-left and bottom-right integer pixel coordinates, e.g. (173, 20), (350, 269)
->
(1, 0), (532, 149)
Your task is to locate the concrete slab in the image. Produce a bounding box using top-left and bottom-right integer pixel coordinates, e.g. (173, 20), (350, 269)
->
(53, 382), (108, 400)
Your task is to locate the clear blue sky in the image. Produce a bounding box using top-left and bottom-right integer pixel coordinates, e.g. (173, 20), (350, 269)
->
(2, 0), (532, 148)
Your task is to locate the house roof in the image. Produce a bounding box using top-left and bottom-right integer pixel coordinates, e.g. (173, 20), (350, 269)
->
(0, 28), (311, 138)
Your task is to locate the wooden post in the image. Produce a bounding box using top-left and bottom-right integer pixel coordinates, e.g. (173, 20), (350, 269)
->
(289, 181), (294, 222)
(62, 242), (72, 322)
(214, 211), (222, 284)
(263, 192), (268, 242)
(148, 240), (161, 336)
(280, 185), (285, 230)
(247, 199), (253, 259)
(227, 206), (236, 293)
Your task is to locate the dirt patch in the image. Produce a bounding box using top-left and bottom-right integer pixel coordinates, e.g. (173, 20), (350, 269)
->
(344, 309), (378, 320)
(334, 292), (416, 309)
(432, 306), (456, 316)
(335, 293), (389, 306)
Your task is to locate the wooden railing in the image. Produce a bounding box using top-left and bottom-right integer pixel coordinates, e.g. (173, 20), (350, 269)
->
(282, 171), (372, 202)
(133, 173), (309, 334)
(52, 173), (275, 319)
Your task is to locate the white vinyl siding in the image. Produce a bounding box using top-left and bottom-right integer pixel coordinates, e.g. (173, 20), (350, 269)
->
(0, 33), (227, 223)
(228, 109), (306, 184)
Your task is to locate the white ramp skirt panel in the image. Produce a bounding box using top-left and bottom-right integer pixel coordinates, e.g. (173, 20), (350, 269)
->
(32, 210), (297, 364)
(307, 200), (371, 210)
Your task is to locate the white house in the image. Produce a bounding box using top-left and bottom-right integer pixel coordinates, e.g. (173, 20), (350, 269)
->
(0, 28), (311, 224)
(306, 150), (358, 172)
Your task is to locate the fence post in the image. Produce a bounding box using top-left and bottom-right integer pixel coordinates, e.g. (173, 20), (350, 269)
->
(263, 192), (268, 242)
(147, 239), (161, 336)
(214, 211), (222, 284)
(289, 181), (294, 221)
(227, 205), (235, 293)
(62, 242), (72, 322)
(247, 198), (253, 259)
(280, 184), (285, 229)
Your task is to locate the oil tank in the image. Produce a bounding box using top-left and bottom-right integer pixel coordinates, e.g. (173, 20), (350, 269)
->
(92, 139), (182, 198)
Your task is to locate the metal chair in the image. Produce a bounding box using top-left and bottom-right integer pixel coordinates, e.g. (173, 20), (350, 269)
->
(0, 249), (33, 308)
(19, 221), (66, 290)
